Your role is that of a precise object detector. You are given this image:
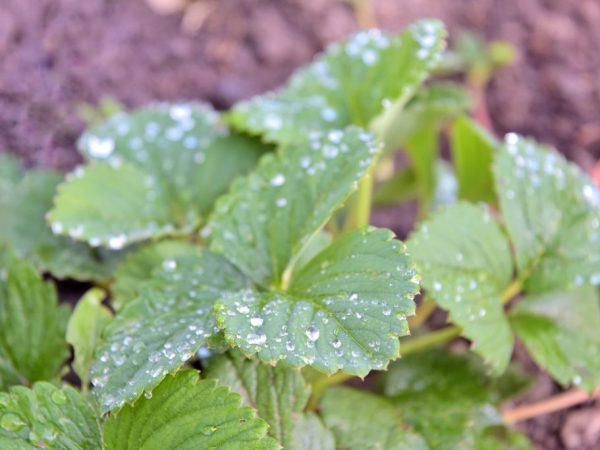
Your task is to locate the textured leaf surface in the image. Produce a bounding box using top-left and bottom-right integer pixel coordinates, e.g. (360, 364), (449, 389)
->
(104, 371), (278, 450)
(321, 387), (428, 450)
(216, 227), (419, 375)
(0, 169), (121, 281)
(50, 103), (264, 248)
(205, 351), (334, 450)
(66, 288), (113, 387)
(382, 350), (531, 450)
(0, 251), (69, 389)
(208, 127), (378, 288)
(0, 383), (102, 450)
(229, 20), (446, 142)
(494, 134), (600, 292)
(112, 240), (201, 310)
(510, 286), (600, 390)
(408, 203), (514, 372)
(92, 252), (249, 412)
(451, 115), (497, 203)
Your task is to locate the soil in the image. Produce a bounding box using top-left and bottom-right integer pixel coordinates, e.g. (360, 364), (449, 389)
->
(1, 0), (599, 448)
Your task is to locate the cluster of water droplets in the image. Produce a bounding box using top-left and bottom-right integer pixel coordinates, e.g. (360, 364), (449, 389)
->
(501, 133), (600, 288)
(91, 255), (225, 412)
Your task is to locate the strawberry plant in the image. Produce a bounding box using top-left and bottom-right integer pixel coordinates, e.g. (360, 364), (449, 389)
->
(1, 19), (600, 449)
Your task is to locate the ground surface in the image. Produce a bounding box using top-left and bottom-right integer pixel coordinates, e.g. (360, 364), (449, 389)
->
(1, 0), (599, 448)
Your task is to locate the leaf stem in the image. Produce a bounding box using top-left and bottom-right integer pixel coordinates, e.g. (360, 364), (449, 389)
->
(501, 278), (522, 304)
(408, 298), (436, 328)
(400, 325), (462, 356)
(306, 371), (355, 411)
(502, 388), (600, 424)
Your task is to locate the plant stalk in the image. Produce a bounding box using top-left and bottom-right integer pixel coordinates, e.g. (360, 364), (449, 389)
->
(502, 388), (600, 424)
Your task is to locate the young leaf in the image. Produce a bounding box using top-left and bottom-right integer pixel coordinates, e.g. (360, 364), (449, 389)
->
(91, 252), (250, 412)
(408, 203), (514, 373)
(320, 387), (428, 450)
(112, 240), (201, 310)
(228, 20), (446, 142)
(374, 168), (418, 206)
(494, 134), (600, 293)
(403, 126), (439, 208)
(49, 103), (265, 249)
(66, 288), (113, 388)
(0, 251), (70, 389)
(378, 82), (472, 153)
(383, 349), (530, 404)
(216, 227), (419, 376)
(0, 169), (121, 281)
(103, 371), (278, 450)
(207, 127), (379, 288)
(510, 286), (600, 391)
(205, 351), (334, 450)
(451, 115), (497, 203)
(0, 383), (102, 449)
(381, 350), (532, 450)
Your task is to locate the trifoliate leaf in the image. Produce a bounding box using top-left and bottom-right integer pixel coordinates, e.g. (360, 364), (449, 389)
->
(494, 134), (600, 293)
(112, 240), (201, 310)
(0, 383), (102, 450)
(320, 387), (428, 450)
(378, 82), (471, 153)
(510, 286), (600, 391)
(208, 127), (379, 288)
(103, 371), (278, 450)
(408, 203), (514, 373)
(0, 251), (70, 389)
(216, 227), (419, 376)
(66, 288), (113, 388)
(0, 169), (121, 281)
(91, 251), (249, 412)
(229, 20), (446, 143)
(205, 351), (333, 450)
(49, 103), (265, 249)
(451, 115), (497, 203)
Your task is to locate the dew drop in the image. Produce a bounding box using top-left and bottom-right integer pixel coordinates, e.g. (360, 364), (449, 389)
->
(247, 332), (267, 346)
(144, 391), (153, 399)
(250, 317), (264, 327)
(88, 136), (114, 159)
(305, 325), (320, 342)
(271, 173), (286, 186)
(51, 390), (67, 405)
(1, 413), (26, 432)
(108, 234), (127, 250)
(276, 198), (288, 208)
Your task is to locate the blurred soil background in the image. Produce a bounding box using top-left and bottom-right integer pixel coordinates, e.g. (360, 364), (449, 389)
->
(1, 0), (600, 448)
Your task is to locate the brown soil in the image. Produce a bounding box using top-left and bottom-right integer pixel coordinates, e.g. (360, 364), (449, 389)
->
(1, 1), (599, 448)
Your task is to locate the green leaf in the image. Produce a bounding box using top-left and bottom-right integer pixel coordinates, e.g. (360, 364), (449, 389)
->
(103, 370), (278, 450)
(494, 134), (600, 293)
(451, 116), (497, 203)
(228, 20), (446, 142)
(383, 349), (530, 404)
(112, 240), (201, 310)
(0, 382), (102, 450)
(207, 127), (379, 288)
(381, 350), (531, 450)
(510, 286), (600, 391)
(91, 251), (249, 412)
(0, 251), (70, 389)
(0, 169), (121, 281)
(50, 103), (265, 249)
(0, 154), (23, 198)
(205, 351), (334, 450)
(216, 227), (419, 376)
(374, 168), (418, 206)
(403, 126), (439, 208)
(378, 82), (471, 153)
(66, 288), (113, 388)
(320, 387), (428, 450)
(408, 203), (514, 373)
